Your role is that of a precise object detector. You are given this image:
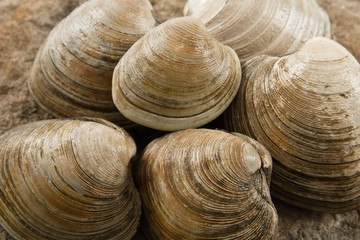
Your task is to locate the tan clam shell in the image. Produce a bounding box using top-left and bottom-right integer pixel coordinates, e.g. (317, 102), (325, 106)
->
(184, 0), (331, 62)
(0, 119), (140, 239)
(225, 37), (360, 212)
(29, 0), (156, 126)
(112, 16), (242, 131)
(136, 128), (278, 239)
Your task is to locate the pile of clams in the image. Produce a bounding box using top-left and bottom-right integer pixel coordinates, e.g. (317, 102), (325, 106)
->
(0, 0), (359, 239)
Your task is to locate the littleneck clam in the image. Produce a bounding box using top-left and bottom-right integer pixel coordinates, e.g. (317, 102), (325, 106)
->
(184, 0), (331, 61)
(136, 128), (278, 239)
(29, 0), (156, 126)
(112, 16), (242, 131)
(225, 37), (360, 213)
(0, 118), (140, 239)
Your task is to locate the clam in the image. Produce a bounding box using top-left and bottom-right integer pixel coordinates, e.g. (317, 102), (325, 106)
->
(112, 16), (242, 131)
(29, 0), (156, 126)
(184, 0), (331, 62)
(224, 37), (360, 213)
(0, 118), (141, 239)
(136, 128), (278, 239)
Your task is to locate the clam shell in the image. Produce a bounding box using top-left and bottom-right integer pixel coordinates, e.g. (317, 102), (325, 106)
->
(184, 0), (331, 62)
(29, 0), (156, 126)
(112, 16), (242, 131)
(0, 119), (140, 239)
(225, 37), (360, 212)
(136, 128), (278, 239)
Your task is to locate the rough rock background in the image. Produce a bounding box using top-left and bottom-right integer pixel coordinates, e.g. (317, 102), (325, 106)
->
(0, 0), (359, 239)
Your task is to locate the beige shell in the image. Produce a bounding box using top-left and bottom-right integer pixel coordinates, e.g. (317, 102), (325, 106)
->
(184, 0), (331, 62)
(136, 128), (278, 239)
(29, 0), (156, 126)
(112, 16), (242, 131)
(224, 37), (360, 213)
(0, 118), (140, 239)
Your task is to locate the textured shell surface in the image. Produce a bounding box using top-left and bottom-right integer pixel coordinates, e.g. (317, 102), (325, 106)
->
(136, 128), (278, 239)
(184, 0), (331, 62)
(225, 37), (360, 213)
(0, 118), (140, 240)
(28, 0), (156, 126)
(112, 16), (242, 131)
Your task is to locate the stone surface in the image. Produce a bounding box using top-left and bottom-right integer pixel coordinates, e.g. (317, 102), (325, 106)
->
(0, 0), (359, 239)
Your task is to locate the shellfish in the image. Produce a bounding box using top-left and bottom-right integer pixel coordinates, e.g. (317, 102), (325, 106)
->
(224, 37), (360, 213)
(0, 118), (141, 239)
(112, 16), (242, 131)
(29, 0), (156, 126)
(136, 128), (278, 239)
(184, 0), (331, 61)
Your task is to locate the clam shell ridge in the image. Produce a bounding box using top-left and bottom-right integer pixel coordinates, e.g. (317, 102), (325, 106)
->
(225, 37), (360, 212)
(0, 119), (141, 239)
(29, 0), (156, 126)
(184, 0), (331, 62)
(136, 128), (278, 239)
(112, 16), (242, 131)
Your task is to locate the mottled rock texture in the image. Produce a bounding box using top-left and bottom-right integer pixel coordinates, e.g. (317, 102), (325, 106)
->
(0, 0), (359, 239)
